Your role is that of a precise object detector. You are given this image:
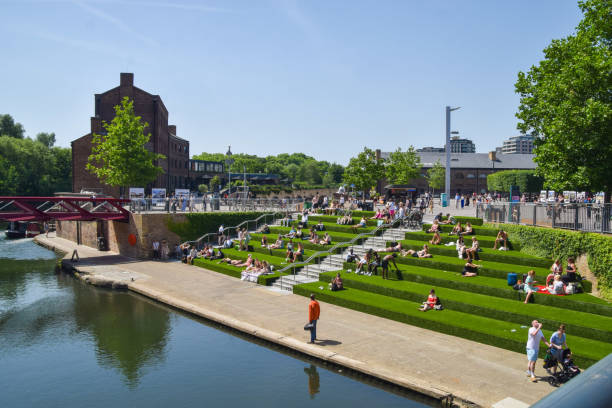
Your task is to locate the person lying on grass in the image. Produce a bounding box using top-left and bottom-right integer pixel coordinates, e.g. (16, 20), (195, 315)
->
(219, 253), (253, 267)
(330, 273), (344, 291)
(461, 261), (480, 277)
(524, 270), (537, 304)
(464, 222), (474, 235)
(401, 244), (432, 258)
(493, 230), (508, 250)
(427, 220), (440, 233)
(268, 235), (284, 250)
(449, 222), (463, 236)
(429, 230), (442, 245)
(418, 289), (437, 312)
(377, 242), (402, 253)
(440, 213), (456, 225)
(380, 253), (399, 280)
(351, 217), (368, 231)
(319, 232), (332, 245)
(465, 237), (480, 262)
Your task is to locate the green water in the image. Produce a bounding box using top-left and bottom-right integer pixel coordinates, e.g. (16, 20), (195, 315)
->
(0, 234), (437, 407)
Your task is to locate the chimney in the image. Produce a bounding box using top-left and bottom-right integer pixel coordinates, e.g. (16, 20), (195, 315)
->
(120, 73), (134, 87)
(90, 117), (102, 134)
(168, 125), (176, 135)
(489, 151), (497, 161)
(375, 149), (381, 160)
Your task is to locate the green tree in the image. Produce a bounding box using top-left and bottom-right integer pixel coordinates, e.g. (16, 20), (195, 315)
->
(87, 97), (165, 188)
(384, 147), (422, 185)
(487, 170), (544, 193)
(426, 160), (445, 192)
(0, 114), (25, 139)
(343, 147), (385, 196)
(515, 0), (612, 193)
(210, 175), (220, 191)
(36, 132), (56, 148)
(198, 184), (208, 194)
(285, 163), (300, 181)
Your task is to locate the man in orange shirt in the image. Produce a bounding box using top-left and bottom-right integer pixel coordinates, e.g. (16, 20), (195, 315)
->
(308, 294), (320, 344)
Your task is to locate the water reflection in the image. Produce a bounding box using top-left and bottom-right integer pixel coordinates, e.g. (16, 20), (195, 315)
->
(304, 364), (320, 398)
(72, 285), (171, 387)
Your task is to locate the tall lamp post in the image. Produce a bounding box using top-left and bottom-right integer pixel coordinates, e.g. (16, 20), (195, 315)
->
(225, 145), (234, 197)
(445, 106), (461, 202)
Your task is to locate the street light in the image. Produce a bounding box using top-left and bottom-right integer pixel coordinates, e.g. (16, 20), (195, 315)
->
(225, 145), (234, 196)
(445, 106), (461, 202)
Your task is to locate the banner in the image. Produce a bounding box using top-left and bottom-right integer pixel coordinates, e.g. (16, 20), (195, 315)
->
(547, 191), (556, 202)
(129, 187), (145, 200)
(152, 188), (166, 204)
(175, 189), (190, 199)
(539, 190), (547, 203)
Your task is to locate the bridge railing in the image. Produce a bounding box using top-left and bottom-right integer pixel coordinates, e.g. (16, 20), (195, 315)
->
(127, 197), (304, 213)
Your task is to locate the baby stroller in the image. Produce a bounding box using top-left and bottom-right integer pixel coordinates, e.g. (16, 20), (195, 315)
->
(544, 348), (581, 386)
(404, 209), (423, 229)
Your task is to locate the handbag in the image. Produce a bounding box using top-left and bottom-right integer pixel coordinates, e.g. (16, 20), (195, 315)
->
(304, 322), (314, 331)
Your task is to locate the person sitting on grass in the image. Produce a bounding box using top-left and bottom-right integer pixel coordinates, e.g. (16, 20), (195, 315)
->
(256, 223), (270, 234)
(377, 242), (402, 253)
(456, 235), (467, 259)
(293, 242), (304, 262)
(319, 232), (332, 245)
(427, 220), (440, 233)
(308, 229), (319, 245)
(370, 209), (384, 219)
(381, 253), (399, 280)
(493, 230), (508, 250)
(356, 253), (369, 275)
(548, 274), (566, 295)
(351, 217), (367, 231)
(465, 237), (480, 262)
(524, 270), (537, 304)
(268, 235), (284, 250)
(449, 222), (463, 236)
(330, 273), (344, 291)
(186, 246), (198, 264)
(345, 247), (360, 262)
(284, 225), (297, 239)
(261, 235), (268, 247)
(551, 259), (563, 275)
(295, 226), (304, 240)
(433, 212), (443, 222)
(285, 247), (294, 263)
(369, 252), (381, 275)
(464, 222), (474, 235)
(562, 257), (578, 284)
(440, 213), (456, 224)
(402, 244), (432, 258)
(429, 230), (442, 245)
(338, 213), (353, 225)
(461, 261), (480, 277)
(418, 289), (437, 312)
(315, 220), (325, 231)
(244, 258), (263, 272)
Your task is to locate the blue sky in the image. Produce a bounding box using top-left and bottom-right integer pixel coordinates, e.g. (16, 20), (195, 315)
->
(1, 0), (582, 164)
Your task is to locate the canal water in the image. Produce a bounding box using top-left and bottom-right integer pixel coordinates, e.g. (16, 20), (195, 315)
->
(0, 234), (436, 407)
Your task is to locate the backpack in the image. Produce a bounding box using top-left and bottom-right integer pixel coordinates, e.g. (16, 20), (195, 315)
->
(434, 297), (443, 310)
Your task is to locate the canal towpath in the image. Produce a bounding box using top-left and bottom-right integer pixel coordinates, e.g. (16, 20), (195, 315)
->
(35, 233), (552, 408)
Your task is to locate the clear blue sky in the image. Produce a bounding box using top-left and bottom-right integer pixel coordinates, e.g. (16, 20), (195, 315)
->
(1, 0), (583, 164)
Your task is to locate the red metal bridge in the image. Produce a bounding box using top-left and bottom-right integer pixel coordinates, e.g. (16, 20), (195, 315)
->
(0, 197), (131, 222)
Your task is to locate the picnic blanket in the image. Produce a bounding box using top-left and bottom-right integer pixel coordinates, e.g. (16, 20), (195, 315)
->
(535, 285), (566, 296)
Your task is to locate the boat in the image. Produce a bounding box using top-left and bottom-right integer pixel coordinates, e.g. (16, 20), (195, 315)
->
(5, 221), (42, 239)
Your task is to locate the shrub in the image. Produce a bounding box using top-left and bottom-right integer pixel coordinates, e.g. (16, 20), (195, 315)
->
(167, 211), (271, 241)
(487, 170), (544, 193)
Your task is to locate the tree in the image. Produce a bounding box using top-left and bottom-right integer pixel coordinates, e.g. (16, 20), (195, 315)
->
(384, 147), (422, 185)
(36, 132), (56, 148)
(515, 0), (612, 193)
(426, 160), (445, 192)
(87, 97), (165, 188)
(198, 184), (208, 194)
(0, 114), (25, 139)
(487, 170), (544, 193)
(343, 147), (385, 196)
(210, 175), (220, 191)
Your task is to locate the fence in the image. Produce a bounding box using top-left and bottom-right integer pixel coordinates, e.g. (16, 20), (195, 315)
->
(127, 197), (304, 214)
(476, 203), (612, 234)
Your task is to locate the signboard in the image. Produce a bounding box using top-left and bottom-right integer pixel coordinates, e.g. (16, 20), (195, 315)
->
(577, 192), (586, 202)
(152, 188), (166, 204)
(129, 187), (144, 200)
(595, 192), (605, 204)
(539, 190), (547, 203)
(175, 189), (190, 199)
(547, 191), (556, 202)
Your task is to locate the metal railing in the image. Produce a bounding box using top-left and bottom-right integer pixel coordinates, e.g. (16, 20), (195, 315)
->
(127, 197), (304, 213)
(276, 213), (416, 291)
(476, 202), (612, 233)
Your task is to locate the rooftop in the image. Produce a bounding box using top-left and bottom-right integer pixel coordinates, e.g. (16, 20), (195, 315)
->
(380, 151), (536, 169)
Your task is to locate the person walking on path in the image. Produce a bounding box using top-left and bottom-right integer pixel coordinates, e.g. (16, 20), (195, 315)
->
(308, 294), (320, 344)
(526, 320), (551, 382)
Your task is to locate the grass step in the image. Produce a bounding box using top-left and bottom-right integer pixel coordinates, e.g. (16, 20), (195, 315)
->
(423, 223), (500, 237)
(308, 214), (379, 227)
(442, 215), (483, 226)
(250, 233), (351, 253)
(390, 239), (550, 268)
(269, 226), (369, 242)
(340, 261), (612, 315)
(193, 258), (284, 286)
(287, 220), (378, 235)
(293, 282), (610, 368)
(318, 272), (612, 343)
(404, 231), (522, 250)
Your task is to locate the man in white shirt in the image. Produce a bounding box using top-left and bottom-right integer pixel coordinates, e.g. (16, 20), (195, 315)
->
(218, 225), (225, 246)
(152, 240), (160, 259)
(526, 320), (550, 382)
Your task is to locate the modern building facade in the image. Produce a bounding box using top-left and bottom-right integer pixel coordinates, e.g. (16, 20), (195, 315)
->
(499, 134), (535, 154)
(416, 137), (476, 154)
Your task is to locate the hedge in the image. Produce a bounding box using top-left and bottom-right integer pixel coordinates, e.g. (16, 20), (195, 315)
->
(442, 216), (483, 226)
(317, 272), (612, 343)
(486, 169), (543, 193)
(293, 282), (609, 367)
(308, 214), (379, 227)
(403, 231), (521, 250)
(288, 220), (377, 235)
(340, 261), (611, 315)
(422, 223), (499, 237)
(487, 223), (612, 301)
(250, 233), (350, 253)
(193, 258), (284, 285)
(268, 227), (368, 243)
(167, 211), (271, 241)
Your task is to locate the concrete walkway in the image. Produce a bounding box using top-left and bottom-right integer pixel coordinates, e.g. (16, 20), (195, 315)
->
(36, 233), (553, 408)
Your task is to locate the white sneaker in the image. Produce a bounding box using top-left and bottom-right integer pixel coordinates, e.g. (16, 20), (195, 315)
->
(526, 370), (531, 377)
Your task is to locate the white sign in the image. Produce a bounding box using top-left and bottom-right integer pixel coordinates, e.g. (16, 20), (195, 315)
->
(129, 187), (145, 200)
(547, 191), (556, 202)
(539, 190), (547, 203)
(152, 188), (166, 204)
(595, 192), (605, 204)
(175, 189), (190, 199)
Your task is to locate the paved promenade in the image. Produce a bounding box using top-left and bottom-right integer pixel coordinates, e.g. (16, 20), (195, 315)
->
(36, 233), (552, 408)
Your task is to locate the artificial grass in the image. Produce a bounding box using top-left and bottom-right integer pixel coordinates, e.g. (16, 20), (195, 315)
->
(318, 272), (612, 343)
(422, 223), (501, 237)
(287, 220), (378, 235)
(404, 231), (522, 250)
(268, 226), (368, 243)
(442, 216), (483, 226)
(293, 282), (610, 368)
(308, 214), (379, 227)
(250, 233), (350, 253)
(192, 258), (284, 285)
(340, 261), (612, 315)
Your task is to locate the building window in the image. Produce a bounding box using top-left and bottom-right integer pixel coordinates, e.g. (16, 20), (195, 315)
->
(466, 173), (475, 179)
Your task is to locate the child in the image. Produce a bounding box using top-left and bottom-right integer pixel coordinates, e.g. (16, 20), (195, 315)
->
(418, 289), (437, 312)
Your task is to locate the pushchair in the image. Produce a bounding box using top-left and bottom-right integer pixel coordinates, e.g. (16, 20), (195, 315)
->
(544, 348), (581, 386)
(403, 209), (423, 229)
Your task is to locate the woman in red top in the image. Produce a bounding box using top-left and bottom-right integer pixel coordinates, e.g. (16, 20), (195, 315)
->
(418, 289), (437, 312)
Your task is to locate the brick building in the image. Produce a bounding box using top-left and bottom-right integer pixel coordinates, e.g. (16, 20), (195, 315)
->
(72, 73), (189, 196)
